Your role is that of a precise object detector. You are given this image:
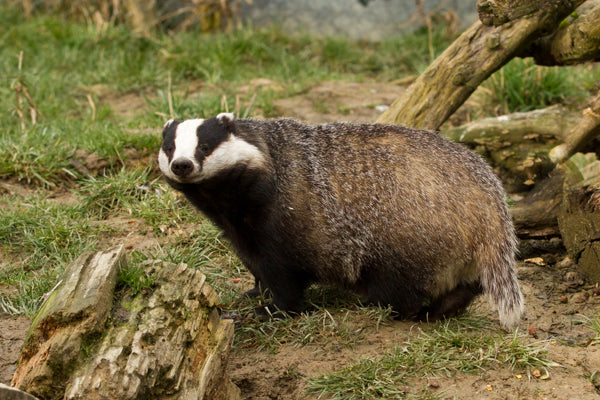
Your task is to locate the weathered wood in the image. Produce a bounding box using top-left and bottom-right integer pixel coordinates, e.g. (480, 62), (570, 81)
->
(443, 105), (576, 144)
(558, 155), (600, 283)
(510, 163), (581, 237)
(11, 247), (240, 400)
(526, 0), (600, 65)
(476, 0), (543, 26)
(549, 91), (600, 163)
(12, 245), (124, 399)
(376, 0), (582, 129)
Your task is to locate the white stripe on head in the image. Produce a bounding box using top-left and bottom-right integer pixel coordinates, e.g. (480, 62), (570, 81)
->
(173, 119), (204, 163)
(200, 135), (266, 180)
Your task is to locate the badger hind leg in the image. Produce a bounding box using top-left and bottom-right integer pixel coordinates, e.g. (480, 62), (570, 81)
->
(243, 277), (264, 298)
(364, 271), (427, 318)
(416, 281), (483, 322)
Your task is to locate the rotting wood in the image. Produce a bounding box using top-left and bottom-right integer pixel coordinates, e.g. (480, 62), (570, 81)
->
(12, 245), (124, 400)
(558, 155), (600, 283)
(11, 246), (240, 400)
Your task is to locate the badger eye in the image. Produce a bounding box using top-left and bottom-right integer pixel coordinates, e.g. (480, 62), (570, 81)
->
(200, 144), (209, 153)
(163, 145), (174, 153)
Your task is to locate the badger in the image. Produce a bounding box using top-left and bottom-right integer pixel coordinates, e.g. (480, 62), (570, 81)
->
(158, 113), (524, 328)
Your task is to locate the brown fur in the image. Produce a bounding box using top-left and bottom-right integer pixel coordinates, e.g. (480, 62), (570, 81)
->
(160, 116), (524, 328)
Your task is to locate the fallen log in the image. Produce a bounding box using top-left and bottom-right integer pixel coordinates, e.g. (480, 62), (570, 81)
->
(11, 245), (240, 400)
(442, 105), (575, 191)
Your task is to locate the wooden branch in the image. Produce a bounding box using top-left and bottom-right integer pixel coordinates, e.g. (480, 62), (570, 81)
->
(476, 0), (542, 26)
(526, 0), (600, 65)
(549, 91), (600, 163)
(376, 0), (583, 129)
(443, 105), (577, 144)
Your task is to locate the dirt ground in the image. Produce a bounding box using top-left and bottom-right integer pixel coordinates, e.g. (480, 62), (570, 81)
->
(2, 81), (600, 399)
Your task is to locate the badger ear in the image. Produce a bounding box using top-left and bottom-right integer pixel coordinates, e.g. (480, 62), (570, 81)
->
(216, 113), (235, 130)
(162, 119), (178, 138)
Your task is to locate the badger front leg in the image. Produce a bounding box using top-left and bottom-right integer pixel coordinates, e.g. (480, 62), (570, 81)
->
(243, 277), (263, 298)
(254, 265), (310, 318)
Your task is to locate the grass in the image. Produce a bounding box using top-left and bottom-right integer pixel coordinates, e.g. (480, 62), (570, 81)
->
(233, 288), (394, 353)
(306, 315), (558, 400)
(477, 58), (600, 116)
(0, 2), (459, 186)
(0, 193), (101, 315)
(577, 314), (600, 346)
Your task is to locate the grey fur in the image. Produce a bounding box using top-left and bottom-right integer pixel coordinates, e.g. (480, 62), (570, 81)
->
(159, 116), (524, 328)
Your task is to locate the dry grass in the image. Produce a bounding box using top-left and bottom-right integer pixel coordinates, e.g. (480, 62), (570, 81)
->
(13, 0), (248, 33)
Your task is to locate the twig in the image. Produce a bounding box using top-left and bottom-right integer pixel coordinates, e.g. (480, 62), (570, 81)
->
(87, 93), (96, 121)
(11, 51), (41, 130)
(243, 93), (257, 118)
(167, 72), (174, 119)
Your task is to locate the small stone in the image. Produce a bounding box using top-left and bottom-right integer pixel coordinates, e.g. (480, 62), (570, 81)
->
(528, 325), (537, 336)
(557, 257), (574, 268)
(564, 271), (578, 282)
(560, 295), (568, 303)
(573, 293), (587, 303)
(428, 379), (440, 388)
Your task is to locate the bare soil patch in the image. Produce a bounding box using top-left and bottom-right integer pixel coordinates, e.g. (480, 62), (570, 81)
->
(227, 255), (600, 399)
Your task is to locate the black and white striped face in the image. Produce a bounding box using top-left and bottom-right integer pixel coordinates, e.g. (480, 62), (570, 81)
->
(158, 113), (265, 184)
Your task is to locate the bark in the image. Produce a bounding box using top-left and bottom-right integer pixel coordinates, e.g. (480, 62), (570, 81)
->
(376, 0), (583, 129)
(476, 0), (546, 26)
(558, 157), (600, 282)
(443, 105), (577, 144)
(525, 0), (600, 65)
(11, 246), (240, 400)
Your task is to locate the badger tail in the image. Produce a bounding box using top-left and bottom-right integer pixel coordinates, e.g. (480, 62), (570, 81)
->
(478, 228), (524, 329)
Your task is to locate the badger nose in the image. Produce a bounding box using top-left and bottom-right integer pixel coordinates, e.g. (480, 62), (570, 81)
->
(171, 158), (194, 177)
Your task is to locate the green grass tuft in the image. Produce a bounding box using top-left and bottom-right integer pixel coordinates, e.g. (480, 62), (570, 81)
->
(306, 315), (557, 400)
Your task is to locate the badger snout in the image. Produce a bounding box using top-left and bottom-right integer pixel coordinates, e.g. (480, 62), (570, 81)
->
(171, 158), (196, 178)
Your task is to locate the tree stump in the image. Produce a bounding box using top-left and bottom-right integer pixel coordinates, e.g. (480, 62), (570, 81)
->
(11, 245), (240, 400)
(558, 155), (600, 283)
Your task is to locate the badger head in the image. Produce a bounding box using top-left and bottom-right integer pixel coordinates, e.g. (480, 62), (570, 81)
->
(158, 113), (265, 184)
